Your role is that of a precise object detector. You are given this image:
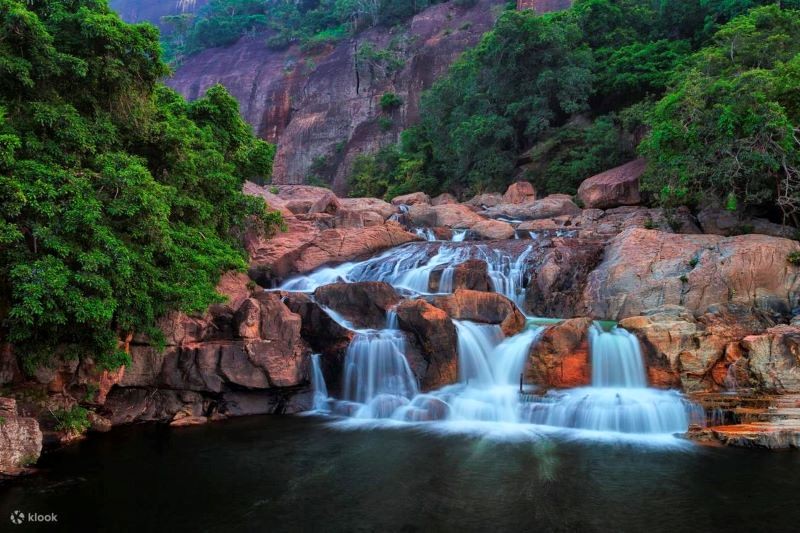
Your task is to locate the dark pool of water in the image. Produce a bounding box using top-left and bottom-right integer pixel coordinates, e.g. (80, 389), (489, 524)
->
(1, 416), (799, 532)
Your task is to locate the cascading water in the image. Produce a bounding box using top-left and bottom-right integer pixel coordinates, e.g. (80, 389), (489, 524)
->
(279, 242), (533, 300)
(310, 354), (329, 411)
(519, 324), (703, 434)
(414, 228), (437, 241)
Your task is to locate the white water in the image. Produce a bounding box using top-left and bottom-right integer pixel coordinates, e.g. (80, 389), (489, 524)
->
(280, 243), (533, 301)
(310, 354), (329, 411)
(519, 324), (703, 434)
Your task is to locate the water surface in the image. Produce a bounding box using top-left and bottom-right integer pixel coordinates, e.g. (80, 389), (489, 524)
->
(1, 416), (798, 532)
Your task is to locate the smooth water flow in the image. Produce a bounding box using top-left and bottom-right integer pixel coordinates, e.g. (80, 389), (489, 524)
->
(310, 354), (329, 411)
(520, 324), (703, 434)
(343, 330), (419, 405)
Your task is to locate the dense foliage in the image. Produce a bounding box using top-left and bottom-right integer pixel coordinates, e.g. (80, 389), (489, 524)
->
(0, 0), (281, 371)
(163, 0), (475, 63)
(349, 0), (800, 209)
(641, 5), (800, 223)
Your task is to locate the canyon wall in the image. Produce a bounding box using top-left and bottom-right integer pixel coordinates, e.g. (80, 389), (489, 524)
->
(167, 0), (506, 194)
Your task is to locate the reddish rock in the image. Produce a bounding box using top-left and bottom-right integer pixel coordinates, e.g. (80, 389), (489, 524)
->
(432, 289), (525, 336)
(430, 204), (485, 228)
(503, 181), (536, 204)
(430, 259), (493, 293)
(392, 192), (431, 206)
(466, 193), (504, 208)
(584, 228), (800, 320)
(743, 325), (800, 393)
(431, 193), (459, 206)
(314, 282), (401, 329)
(396, 299), (459, 389)
(482, 194), (580, 221)
(243, 181), (294, 217)
(248, 219), (419, 282)
(527, 318), (592, 389)
(0, 397), (42, 474)
(471, 219), (515, 240)
(577, 159), (645, 209)
(338, 197), (396, 220)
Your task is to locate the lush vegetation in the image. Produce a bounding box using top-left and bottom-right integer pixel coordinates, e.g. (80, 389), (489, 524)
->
(349, 0), (800, 223)
(163, 0), (475, 63)
(0, 0), (281, 372)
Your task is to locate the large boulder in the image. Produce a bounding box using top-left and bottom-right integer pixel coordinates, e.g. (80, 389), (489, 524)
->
(430, 259), (493, 293)
(338, 197), (396, 220)
(431, 204), (485, 228)
(503, 181), (536, 204)
(314, 282), (401, 329)
(577, 159), (645, 209)
(466, 193), (504, 208)
(243, 181), (294, 217)
(396, 299), (459, 389)
(697, 207), (795, 239)
(431, 193), (459, 206)
(432, 289), (526, 336)
(471, 219), (515, 240)
(620, 304), (777, 391)
(274, 185), (341, 215)
(248, 220), (419, 282)
(482, 194), (580, 221)
(524, 238), (605, 318)
(584, 228), (800, 320)
(0, 398), (42, 474)
(527, 318), (592, 389)
(391, 192), (430, 206)
(743, 325), (800, 393)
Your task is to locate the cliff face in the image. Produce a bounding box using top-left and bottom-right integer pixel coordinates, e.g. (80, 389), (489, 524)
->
(167, 0), (506, 194)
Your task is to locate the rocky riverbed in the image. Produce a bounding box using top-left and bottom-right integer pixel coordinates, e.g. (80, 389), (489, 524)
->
(3, 162), (800, 477)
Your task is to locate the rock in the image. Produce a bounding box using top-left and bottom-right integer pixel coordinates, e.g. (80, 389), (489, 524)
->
(392, 192), (431, 206)
(0, 398), (42, 474)
(709, 422), (800, 449)
(584, 228), (800, 320)
(169, 415), (209, 427)
(431, 193), (459, 206)
(168, 1), (503, 193)
(248, 219), (419, 282)
(503, 181), (536, 204)
(314, 281), (401, 329)
(396, 299), (459, 389)
(430, 204), (485, 228)
(431, 259), (493, 293)
(620, 304), (776, 392)
(524, 238), (605, 318)
(466, 192), (505, 208)
(87, 411), (112, 433)
(334, 209), (384, 228)
(471, 219), (515, 240)
(274, 185), (340, 215)
(338, 197), (396, 220)
(432, 289), (526, 336)
(482, 195), (581, 221)
(527, 318), (592, 388)
(577, 159), (645, 209)
(242, 181), (294, 217)
(743, 325), (800, 393)
(104, 389), (207, 425)
(698, 207), (795, 239)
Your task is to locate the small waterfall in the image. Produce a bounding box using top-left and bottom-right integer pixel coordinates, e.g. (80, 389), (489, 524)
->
(519, 322), (699, 434)
(310, 354), (329, 411)
(452, 229), (468, 242)
(414, 228), (437, 241)
(590, 325), (647, 388)
(454, 321), (502, 386)
(479, 245), (534, 307)
(343, 330), (419, 405)
(386, 308), (399, 329)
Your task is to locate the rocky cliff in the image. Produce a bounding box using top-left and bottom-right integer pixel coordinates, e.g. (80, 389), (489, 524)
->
(167, 0), (506, 194)
(110, 0), (207, 30)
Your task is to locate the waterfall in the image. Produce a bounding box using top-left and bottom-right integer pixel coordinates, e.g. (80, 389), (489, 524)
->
(452, 229), (468, 242)
(414, 228), (437, 241)
(342, 330), (419, 405)
(479, 245), (534, 307)
(454, 321), (502, 386)
(310, 354), (329, 411)
(519, 322), (699, 434)
(590, 325), (647, 388)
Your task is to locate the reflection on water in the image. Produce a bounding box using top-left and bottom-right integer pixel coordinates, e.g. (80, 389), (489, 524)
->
(2, 415), (800, 532)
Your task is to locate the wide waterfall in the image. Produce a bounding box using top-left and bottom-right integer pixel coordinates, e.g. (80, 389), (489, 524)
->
(280, 242), (534, 301)
(519, 324), (703, 434)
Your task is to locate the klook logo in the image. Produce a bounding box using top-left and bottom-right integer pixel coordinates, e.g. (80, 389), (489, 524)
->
(9, 510), (58, 525)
